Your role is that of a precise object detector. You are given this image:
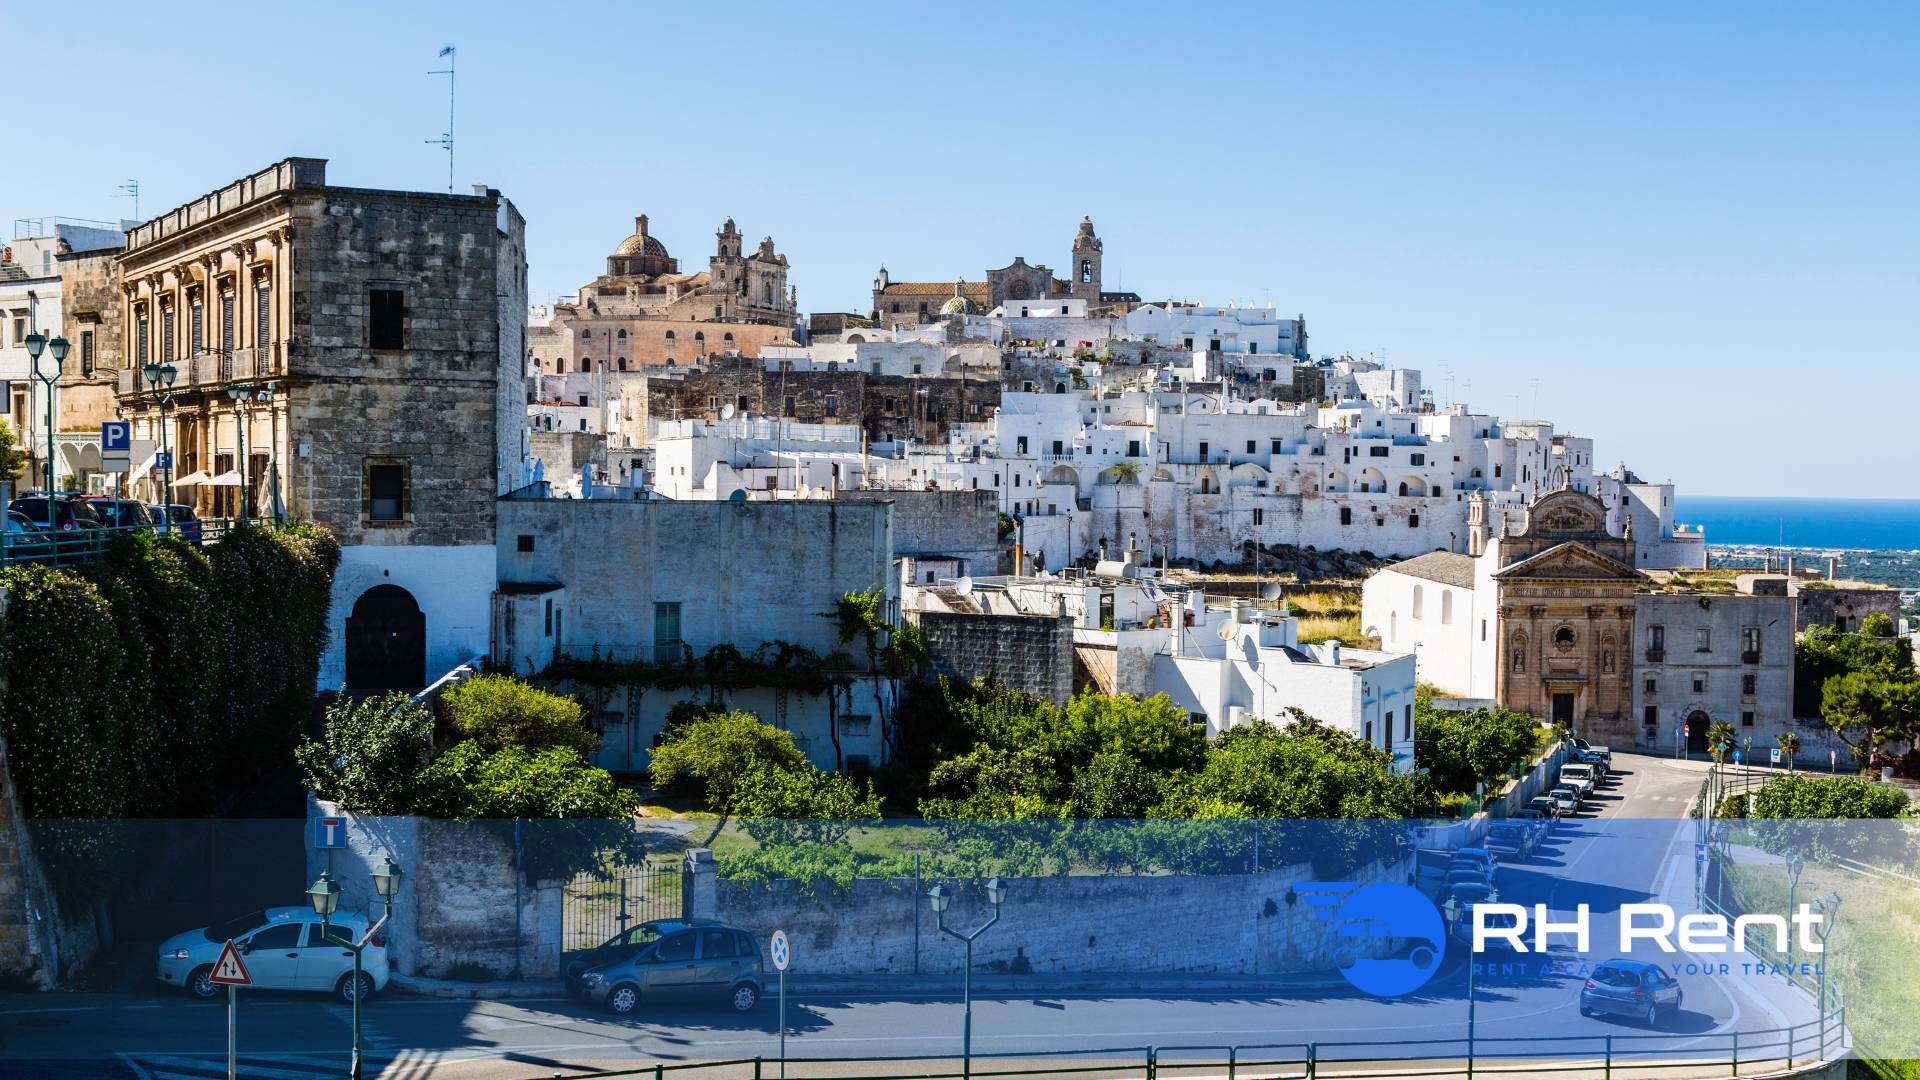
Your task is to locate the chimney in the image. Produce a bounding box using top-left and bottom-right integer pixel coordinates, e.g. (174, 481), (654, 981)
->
(1827, 557), (1838, 582)
(1786, 555), (1796, 576)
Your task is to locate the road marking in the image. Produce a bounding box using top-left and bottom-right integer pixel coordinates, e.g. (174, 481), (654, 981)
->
(129, 1055), (352, 1080)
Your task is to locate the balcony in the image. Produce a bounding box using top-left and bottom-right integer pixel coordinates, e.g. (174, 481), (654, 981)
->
(114, 345), (286, 399)
(1742, 650), (1761, 665)
(1644, 649), (1665, 663)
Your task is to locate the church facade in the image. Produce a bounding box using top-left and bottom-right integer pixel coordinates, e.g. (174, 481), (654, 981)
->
(870, 217), (1139, 329)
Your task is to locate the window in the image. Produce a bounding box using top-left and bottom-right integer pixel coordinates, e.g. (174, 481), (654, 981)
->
(1252, 508), (1264, 526)
(1369, 445), (1389, 457)
(700, 929), (739, 959)
(1441, 591), (1453, 625)
(657, 932), (696, 963)
(736, 394), (749, 414)
(516, 535), (534, 553)
(1692, 673), (1706, 694)
(160, 307), (175, 364)
(1648, 625), (1665, 653)
(617, 358), (626, 371)
(1411, 453), (1426, 466)
(1404, 704), (1413, 739)
(137, 309), (151, 366)
(191, 298), (204, 354)
(1080, 259), (1093, 283)
(1645, 705), (1658, 727)
(544, 598), (553, 636)
(1742, 627), (1761, 657)
(1246, 439), (1256, 454)
(1742, 673), (1757, 696)
(369, 287), (405, 349)
(581, 358), (592, 372)
(81, 329), (95, 375)
(1364, 720), (1373, 744)
(1409, 513), (1420, 527)
(256, 281), (271, 349)
(1554, 627), (1575, 648)
(1412, 585), (1424, 620)
(577, 394), (588, 406)
(1494, 464), (1502, 478)
(617, 328), (626, 339)
(665, 330), (675, 343)
(1742, 711), (1755, 727)
(366, 461), (406, 522)
(1016, 436), (1028, 455)
(784, 396), (796, 418)
(1644, 676), (1657, 694)
(824, 394), (838, 417)
(246, 922), (304, 950)
(1695, 627), (1711, 653)
(1340, 507), (1353, 525)
(581, 329), (592, 340)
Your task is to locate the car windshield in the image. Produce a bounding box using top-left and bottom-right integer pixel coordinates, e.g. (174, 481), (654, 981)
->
(1593, 966), (1642, 988)
(603, 924), (664, 949)
(205, 909), (269, 942)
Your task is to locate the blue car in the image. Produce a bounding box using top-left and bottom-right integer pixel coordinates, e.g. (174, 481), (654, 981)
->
(1580, 959), (1683, 1026)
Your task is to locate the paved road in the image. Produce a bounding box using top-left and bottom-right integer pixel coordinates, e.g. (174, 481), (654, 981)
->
(0, 756), (1823, 1080)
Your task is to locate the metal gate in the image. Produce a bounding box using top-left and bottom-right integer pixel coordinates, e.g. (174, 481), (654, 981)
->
(562, 858), (684, 952)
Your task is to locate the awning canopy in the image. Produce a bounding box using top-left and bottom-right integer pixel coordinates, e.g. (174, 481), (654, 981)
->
(205, 471), (243, 488)
(171, 471), (211, 487)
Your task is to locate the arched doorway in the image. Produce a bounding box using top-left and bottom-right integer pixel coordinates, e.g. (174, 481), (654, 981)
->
(1686, 710), (1711, 753)
(345, 584), (425, 690)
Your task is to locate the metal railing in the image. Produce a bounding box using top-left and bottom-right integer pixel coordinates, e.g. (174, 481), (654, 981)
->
(0, 517), (246, 568)
(512, 1004), (1850, 1080)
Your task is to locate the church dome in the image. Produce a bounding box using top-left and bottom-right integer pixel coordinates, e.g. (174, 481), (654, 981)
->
(940, 278), (977, 315)
(614, 232), (669, 259)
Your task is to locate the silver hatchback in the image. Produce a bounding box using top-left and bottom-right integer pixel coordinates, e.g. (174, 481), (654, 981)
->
(570, 923), (764, 1015)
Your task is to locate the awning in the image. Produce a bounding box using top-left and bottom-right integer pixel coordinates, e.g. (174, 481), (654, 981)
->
(171, 471), (211, 488)
(205, 471), (243, 488)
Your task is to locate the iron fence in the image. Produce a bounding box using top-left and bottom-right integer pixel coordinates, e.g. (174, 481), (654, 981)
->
(563, 857), (685, 953)
(0, 517), (249, 568)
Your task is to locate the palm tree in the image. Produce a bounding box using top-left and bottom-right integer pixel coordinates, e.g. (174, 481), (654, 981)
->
(1708, 721), (1738, 764)
(1777, 730), (1802, 773)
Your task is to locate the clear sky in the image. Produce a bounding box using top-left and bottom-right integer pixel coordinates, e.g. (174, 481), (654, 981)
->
(7, 2), (1914, 500)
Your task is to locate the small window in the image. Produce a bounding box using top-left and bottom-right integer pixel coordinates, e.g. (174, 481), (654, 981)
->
(1340, 507), (1353, 525)
(1252, 508), (1264, 526)
(367, 461), (406, 522)
(1742, 673), (1757, 696)
(657, 932), (696, 963)
(1692, 673), (1706, 694)
(700, 929), (738, 959)
(1409, 513), (1420, 527)
(1741, 711), (1755, 727)
(1695, 627), (1711, 653)
(1644, 705), (1658, 726)
(369, 287), (406, 350)
(517, 535), (534, 553)
(1644, 676), (1656, 694)
(247, 922), (304, 950)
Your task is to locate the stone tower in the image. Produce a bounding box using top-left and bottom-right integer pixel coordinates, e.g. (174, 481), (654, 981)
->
(715, 217), (742, 260)
(1070, 216), (1103, 303)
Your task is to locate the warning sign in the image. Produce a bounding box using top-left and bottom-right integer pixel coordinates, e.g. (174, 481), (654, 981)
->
(209, 939), (253, 986)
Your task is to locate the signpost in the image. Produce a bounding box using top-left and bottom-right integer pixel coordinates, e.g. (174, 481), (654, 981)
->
(100, 421), (131, 473)
(314, 816), (347, 849)
(770, 929), (790, 1078)
(208, 938), (253, 1080)
(1771, 747), (1781, 766)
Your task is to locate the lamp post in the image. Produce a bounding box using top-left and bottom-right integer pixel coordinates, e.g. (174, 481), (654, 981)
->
(929, 877), (1006, 1080)
(24, 333), (70, 492)
(225, 383), (250, 522)
(141, 361), (178, 530)
(1785, 853), (1804, 970)
(1810, 891), (1841, 1057)
(308, 859), (403, 1080)
(1444, 896), (1477, 1080)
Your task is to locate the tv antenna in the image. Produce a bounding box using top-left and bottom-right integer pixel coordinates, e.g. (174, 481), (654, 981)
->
(426, 45), (456, 193)
(118, 179), (140, 221)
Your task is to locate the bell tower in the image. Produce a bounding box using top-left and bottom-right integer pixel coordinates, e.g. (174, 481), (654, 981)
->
(1070, 216), (1103, 304)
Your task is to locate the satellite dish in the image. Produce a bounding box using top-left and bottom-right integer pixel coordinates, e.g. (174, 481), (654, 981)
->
(1260, 582), (1285, 601)
(720, 403), (736, 419)
(955, 577), (974, 596)
(727, 489), (747, 502)
(1218, 625), (1235, 641)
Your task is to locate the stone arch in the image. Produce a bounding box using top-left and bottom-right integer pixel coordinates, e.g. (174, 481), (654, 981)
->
(1510, 630), (1529, 674)
(344, 584), (425, 691)
(1043, 464), (1079, 486)
(1398, 474), (1427, 496)
(1357, 467), (1386, 493)
(847, 333), (866, 344)
(1150, 467), (1175, 483)
(1326, 469), (1348, 493)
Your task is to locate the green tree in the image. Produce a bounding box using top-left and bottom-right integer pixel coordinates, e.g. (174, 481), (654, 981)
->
(1795, 626), (1915, 716)
(1412, 702), (1541, 795)
(1161, 712), (1413, 820)
(1067, 751), (1165, 818)
(1061, 690), (1206, 777)
(1862, 612), (1896, 638)
(442, 673), (597, 754)
(0, 419), (27, 480)
(1777, 729), (1802, 773)
(294, 693), (436, 815)
(918, 743), (1063, 819)
(647, 710), (811, 816)
(1707, 721), (1738, 763)
(1820, 671), (1920, 769)
(735, 763), (883, 848)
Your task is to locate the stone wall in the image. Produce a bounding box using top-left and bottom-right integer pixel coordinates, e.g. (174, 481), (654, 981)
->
(838, 488), (1000, 573)
(1791, 585), (1900, 636)
(697, 852), (1405, 976)
(635, 364), (999, 447)
(914, 611), (1075, 706)
(56, 244), (124, 436)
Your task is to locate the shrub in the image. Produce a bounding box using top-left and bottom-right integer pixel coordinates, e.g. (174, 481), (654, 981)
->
(647, 710), (811, 815)
(442, 673), (596, 754)
(295, 692), (436, 815)
(1862, 612), (1896, 638)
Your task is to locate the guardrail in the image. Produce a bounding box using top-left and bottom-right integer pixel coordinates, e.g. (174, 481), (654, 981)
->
(0, 518), (248, 568)
(516, 1005), (1850, 1080)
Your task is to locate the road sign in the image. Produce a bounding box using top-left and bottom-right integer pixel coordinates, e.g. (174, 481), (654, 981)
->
(771, 928), (791, 1079)
(101, 422), (130, 452)
(314, 816), (347, 849)
(155, 450), (172, 470)
(1732, 750), (1743, 763)
(209, 939), (252, 986)
(1694, 843), (1708, 863)
(1771, 748), (1782, 765)
(770, 929), (790, 971)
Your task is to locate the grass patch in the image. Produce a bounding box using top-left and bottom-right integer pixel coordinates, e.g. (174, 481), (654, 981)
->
(1724, 857), (1920, 1070)
(1288, 589), (1360, 616)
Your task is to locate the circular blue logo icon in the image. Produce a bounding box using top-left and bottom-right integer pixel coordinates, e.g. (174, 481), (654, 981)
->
(1330, 881), (1446, 996)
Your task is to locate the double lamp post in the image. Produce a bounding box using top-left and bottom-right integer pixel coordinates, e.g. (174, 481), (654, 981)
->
(928, 876), (1007, 1080)
(306, 859), (403, 1080)
(21, 332), (70, 492)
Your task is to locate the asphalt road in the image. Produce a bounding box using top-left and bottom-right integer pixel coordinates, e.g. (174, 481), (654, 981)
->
(0, 755), (1824, 1080)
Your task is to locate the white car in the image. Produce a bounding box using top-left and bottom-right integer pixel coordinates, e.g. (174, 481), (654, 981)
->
(156, 906), (388, 1004)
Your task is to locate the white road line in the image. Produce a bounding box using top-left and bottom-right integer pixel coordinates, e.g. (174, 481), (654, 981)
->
(118, 1052), (158, 1080)
(135, 1056), (344, 1080)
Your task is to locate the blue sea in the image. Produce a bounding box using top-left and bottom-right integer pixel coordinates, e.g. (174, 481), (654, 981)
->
(1677, 496), (1920, 551)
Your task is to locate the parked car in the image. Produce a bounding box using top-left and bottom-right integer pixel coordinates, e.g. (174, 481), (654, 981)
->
(3, 511), (53, 560)
(569, 922), (763, 1015)
(1548, 785), (1582, 815)
(156, 906), (386, 1004)
(1487, 822), (1539, 860)
(563, 917), (721, 985)
(1443, 877), (1498, 909)
(82, 497), (156, 532)
(8, 494), (102, 557)
(1580, 959), (1683, 1026)
(1526, 796), (1564, 821)
(148, 502), (205, 542)
(1451, 902), (1521, 948)
(1560, 763), (1599, 799)
(1570, 737), (1613, 770)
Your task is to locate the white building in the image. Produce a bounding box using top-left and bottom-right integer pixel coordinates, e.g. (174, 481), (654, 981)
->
(649, 417), (870, 500)
(1125, 302), (1308, 359)
(1, 219), (127, 488)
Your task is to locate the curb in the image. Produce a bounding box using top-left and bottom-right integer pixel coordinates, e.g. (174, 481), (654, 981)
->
(389, 973), (567, 999)
(388, 972), (1359, 999)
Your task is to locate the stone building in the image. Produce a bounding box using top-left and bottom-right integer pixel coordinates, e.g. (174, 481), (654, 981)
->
(1633, 578), (1796, 753)
(1, 218), (125, 489)
(112, 157), (527, 691)
(871, 217), (1140, 329)
(630, 358), (1000, 447)
(56, 240), (126, 444)
(527, 213), (798, 375)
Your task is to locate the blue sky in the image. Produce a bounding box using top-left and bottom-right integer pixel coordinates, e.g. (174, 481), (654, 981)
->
(7, 2), (1915, 500)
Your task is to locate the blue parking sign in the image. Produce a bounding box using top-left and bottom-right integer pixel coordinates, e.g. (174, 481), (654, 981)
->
(314, 816), (348, 849)
(101, 421), (131, 452)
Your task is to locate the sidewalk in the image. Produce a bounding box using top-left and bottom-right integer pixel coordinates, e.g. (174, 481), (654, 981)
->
(390, 968), (1360, 1000)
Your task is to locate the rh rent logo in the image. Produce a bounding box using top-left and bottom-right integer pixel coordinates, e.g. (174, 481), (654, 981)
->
(1470, 903), (1829, 955)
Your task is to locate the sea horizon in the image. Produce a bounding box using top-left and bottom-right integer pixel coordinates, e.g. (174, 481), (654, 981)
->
(1680, 494), (1920, 551)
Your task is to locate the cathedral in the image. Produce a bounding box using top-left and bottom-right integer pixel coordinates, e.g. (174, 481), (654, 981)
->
(870, 216), (1140, 329)
(528, 214), (800, 374)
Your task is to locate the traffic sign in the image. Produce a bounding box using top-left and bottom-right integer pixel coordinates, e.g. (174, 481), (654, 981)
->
(1694, 843), (1708, 863)
(209, 939), (252, 986)
(101, 421), (130, 452)
(769, 929), (790, 971)
(314, 816), (347, 849)
(155, 450), (172, 470)
(1732, 750), (1743, 763)
(1771, 748), (1782, 765)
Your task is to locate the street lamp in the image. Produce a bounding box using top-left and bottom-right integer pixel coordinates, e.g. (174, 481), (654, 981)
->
(1443, 896), (1477, 1080)
(24, 333), (70, 492)
(930, 876), (1006, 1080)
(1785, 853), (1805, 970)
(1810, 891), (1841, 1057)
(308, 860), (403, 1080)
(225, 383), (250, 522)
(141, 361), (179, 529)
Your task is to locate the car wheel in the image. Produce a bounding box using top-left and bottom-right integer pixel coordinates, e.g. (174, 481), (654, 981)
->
(607, 983), (641, 1015)
(730, 983), (760, 1013)
(336, 970), (375, 1005)
(1644, 1003), (1659, 1028)
(1580, 1004), (1594, 1018)
(186, 966), (221, 1000)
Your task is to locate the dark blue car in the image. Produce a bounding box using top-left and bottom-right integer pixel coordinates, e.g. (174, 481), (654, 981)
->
(1580, 959), (1683, 1026)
